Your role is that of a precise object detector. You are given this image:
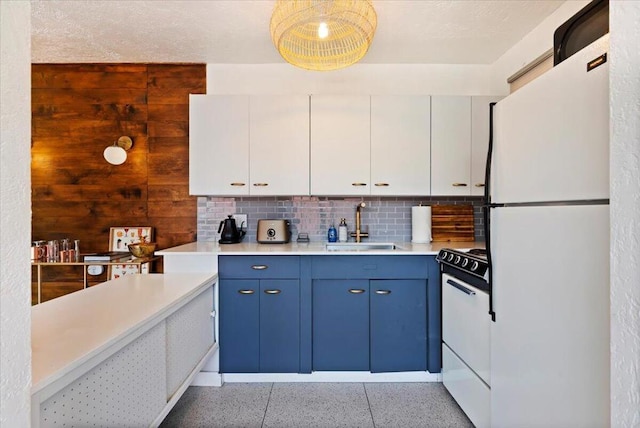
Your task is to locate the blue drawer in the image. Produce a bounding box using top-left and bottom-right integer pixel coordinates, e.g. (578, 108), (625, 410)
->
(311, 255), (429, 279)
(219, 255), (300, 279)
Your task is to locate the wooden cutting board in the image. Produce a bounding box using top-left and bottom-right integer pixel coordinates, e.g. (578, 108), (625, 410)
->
(431, 205), (475, 242)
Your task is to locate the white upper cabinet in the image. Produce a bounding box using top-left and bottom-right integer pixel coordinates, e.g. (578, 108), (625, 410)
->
(310, 95), (371, 196)
(371, 96), (431, 196)
(471, 96), (504, 196)
(249, 95), (310, 195)
(431, 96), (472, 196)
(190, 95), (310, 196)
(190, 93), (503, 198)
(189, 94), (249, 196)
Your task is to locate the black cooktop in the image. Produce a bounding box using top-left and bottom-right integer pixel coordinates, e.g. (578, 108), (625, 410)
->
(466, 248), (487, 258)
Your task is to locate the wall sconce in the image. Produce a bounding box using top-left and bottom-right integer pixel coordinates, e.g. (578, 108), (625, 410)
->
(103, 136), (133, 165)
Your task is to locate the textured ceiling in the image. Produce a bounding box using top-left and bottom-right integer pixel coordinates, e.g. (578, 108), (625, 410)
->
(31, 0), (565, 64)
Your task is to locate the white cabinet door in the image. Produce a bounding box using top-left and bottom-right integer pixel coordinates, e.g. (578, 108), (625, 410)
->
(471, 96), (503, 196)
(250, 96), (310, 195)
(431, 96), (471, 196)
(311, 95), (370, 195)
(371, 96), (431, 196)
(189, 95), (249, 195)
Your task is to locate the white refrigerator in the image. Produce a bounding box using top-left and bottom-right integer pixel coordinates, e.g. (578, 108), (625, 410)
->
(487, 35), (610, 427)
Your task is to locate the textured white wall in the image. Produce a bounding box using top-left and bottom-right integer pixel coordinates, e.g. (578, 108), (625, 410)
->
(610, 2), (640, 426)
(489, 0), (589, 94)
(207, 63), (493, 95)
(0, 1), (32, 426)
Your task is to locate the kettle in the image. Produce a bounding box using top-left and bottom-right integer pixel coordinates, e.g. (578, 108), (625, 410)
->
(218, 215), (246, 244)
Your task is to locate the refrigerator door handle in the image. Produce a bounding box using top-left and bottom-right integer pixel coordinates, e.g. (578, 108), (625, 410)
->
(485, 102), (498, 322)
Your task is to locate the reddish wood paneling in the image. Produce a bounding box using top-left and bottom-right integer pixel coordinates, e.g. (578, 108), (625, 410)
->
(31, 63), (206, 303)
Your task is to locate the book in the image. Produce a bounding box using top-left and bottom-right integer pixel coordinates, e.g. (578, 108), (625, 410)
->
(83, 251), (131, 262)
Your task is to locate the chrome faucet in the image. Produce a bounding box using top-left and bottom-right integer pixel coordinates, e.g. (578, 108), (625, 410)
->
(350, 202), (369, 243)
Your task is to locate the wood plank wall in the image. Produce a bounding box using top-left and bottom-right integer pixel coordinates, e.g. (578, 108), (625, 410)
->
(31, 64), (206, 303)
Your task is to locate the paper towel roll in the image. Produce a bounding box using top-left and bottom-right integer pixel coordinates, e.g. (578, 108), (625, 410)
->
(411, 206), (432, 243)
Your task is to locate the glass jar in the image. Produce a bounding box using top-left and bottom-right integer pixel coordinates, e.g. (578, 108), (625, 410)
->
(47, 240), (59, 262)
(60, 238), (70, 262)
(73, 239), (80, 262)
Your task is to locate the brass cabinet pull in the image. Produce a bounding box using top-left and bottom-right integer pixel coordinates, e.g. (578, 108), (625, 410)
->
(475, 183), (485, 187)
(348, 289), (366, 294)
(251, 265), (268, 270)
(264, 289), (281, 295)
(238, 289), (255, 295)
(253, 183), (269, 187)
(374, 183), (390, 187)
(452, 183), (468, 187)
(375, 290), (392, 295)
(230, 182), (246, 186)
(351, 183), (367, 187)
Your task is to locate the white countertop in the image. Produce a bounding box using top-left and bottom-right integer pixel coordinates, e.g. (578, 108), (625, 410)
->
(31, 272), (217, 394)
(156, 241), (484, 256)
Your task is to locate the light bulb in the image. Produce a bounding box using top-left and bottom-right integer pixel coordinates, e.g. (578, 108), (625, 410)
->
(318, 22), (329, 39)
(103, 145), (127, 165)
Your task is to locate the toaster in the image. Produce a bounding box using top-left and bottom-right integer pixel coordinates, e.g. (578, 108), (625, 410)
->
(257, 219), (291, 244)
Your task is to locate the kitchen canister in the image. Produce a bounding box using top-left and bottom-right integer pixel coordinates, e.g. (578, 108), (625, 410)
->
(411, 205), (432, 243)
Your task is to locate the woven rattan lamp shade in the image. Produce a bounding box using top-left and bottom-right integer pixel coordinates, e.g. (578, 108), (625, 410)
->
(270, 0), (377, 71)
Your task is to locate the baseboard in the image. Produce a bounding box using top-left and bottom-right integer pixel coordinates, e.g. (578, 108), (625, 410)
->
(221, 371), (442, 383)
(191, 371), (223, 387)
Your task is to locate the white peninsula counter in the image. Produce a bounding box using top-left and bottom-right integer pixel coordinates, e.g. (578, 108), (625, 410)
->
(32, 273), (218, 428)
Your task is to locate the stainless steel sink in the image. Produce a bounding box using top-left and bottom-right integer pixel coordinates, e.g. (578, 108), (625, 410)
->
(325, 242), (399, 251)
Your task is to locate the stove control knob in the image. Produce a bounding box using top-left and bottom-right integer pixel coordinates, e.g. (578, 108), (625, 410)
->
(454, 255), (461, 264)
(470, 261), (479, 271)
(440, 251), (447, 260)
(461, 258), (469, 268)
(447, 253), (455, 262)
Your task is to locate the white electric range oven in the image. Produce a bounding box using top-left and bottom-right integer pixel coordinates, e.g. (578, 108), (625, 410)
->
(437, 248), (491, 428)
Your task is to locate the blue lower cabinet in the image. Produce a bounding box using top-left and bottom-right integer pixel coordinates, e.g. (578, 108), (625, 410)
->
(370, 279), (428, 372)
(220, 279), (260, 373)
(259, 280), (300, 373)
(312, 280), (370, 371)
(220, 279), (301, 373)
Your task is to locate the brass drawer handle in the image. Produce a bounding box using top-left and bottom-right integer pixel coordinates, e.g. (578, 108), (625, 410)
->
(230, 182), (246, 186)
(238, 289), (255, 295)
(475, 183), (485, 188)
(452, 183), (468, 187)
(251, 265), (268, 270)
(253, 183), (269, 187)
(374, 183), (389, 187)
(348, 289), (366, 294)
(351, 182), (367, 187)
(375, 290), (391, 295)
(264, 289), (281, 295)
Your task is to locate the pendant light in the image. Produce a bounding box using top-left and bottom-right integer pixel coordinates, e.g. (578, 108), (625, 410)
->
(270, 0), (377, 71)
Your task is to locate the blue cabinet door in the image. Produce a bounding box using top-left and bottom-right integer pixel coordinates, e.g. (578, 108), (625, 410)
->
(220, 279), (260, 373)
(312, 280), (370, 371)
(370, 279), (427, 372)
(260, 279), (300, 373)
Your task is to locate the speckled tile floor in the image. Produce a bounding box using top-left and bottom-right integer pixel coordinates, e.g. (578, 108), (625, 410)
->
(160, 383), (473, 428)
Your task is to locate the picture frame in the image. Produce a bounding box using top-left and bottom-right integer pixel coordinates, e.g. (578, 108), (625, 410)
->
(108, 226), (154, 280)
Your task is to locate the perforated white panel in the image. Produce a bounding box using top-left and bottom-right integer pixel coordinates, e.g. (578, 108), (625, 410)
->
(40, 323), (167, 427)
(166, 286), (214, 398)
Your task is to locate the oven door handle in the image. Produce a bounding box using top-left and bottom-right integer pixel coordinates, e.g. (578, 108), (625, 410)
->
(446, 279), (476, 296)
